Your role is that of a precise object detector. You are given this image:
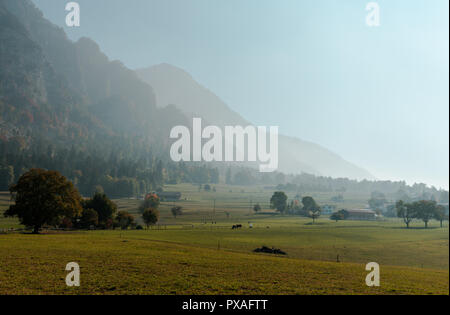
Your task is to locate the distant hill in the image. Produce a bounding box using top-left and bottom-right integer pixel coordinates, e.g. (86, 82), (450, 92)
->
(137, 64), (375, 180)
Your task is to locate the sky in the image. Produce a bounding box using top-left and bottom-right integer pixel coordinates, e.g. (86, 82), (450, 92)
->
(32, 0), (449, 189)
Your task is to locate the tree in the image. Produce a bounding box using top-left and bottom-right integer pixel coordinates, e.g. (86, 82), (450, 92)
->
(116, 211), (135, 230)
(82, 192), (117, 227)
(253, 204), (261, 213)
(414, 200), (438, 229)
(396, 200), (415, 229)
(302, 196), (321, 224)
(309, 209), (321, 224)
(171, 206), (183, 218)
(434, 205), (448, 228)
(141, 193), (160, 211)
(301, 196), (319, 212)
(142, 208), (159, 228)
(79, 208), (99, 229)
(4, 169), (82, 234)
(270, 191), (287, 213)
(330, 210), (346, 222)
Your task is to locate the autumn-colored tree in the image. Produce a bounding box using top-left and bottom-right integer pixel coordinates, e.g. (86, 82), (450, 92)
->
(141, 193), (160, 211)
(4, 169), (82, 233)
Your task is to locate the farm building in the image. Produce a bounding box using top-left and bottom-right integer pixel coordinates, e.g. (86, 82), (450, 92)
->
(157, 191), (182, 201)
(343, 209), (377, 221)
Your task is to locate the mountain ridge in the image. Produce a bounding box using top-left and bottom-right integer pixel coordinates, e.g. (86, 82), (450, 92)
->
(137, 63), (375, 180)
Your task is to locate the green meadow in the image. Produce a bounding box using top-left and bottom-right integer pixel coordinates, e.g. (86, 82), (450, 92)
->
(0, 185), (448, 295)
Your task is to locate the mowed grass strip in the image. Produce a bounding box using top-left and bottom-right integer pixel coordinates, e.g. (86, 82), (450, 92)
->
(0, 232), (448, 295)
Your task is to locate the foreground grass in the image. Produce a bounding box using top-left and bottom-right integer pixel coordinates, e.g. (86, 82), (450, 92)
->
(0, 231), (448, 295)
(1, 186), (448, 295)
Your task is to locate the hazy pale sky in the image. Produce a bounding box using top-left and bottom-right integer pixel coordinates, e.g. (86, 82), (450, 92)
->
(32, 0), (449, 188)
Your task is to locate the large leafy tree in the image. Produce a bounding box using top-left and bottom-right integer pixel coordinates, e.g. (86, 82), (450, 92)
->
(302, 196), (321, 223)
(414, 200), (438, 229)
(270, 191), (288, 213)
(5, 169), (82, 233)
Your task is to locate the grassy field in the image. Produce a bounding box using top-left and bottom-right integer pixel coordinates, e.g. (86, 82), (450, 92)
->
(0, 185), (448, 295)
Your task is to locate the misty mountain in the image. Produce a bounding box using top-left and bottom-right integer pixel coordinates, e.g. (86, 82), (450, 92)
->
(137, 64), (375, 180)
(0, 0), (189, 153)
(1, 0), (373, 181)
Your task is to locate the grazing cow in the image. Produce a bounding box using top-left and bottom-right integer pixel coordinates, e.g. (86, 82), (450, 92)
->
(232, 224), (243, 230)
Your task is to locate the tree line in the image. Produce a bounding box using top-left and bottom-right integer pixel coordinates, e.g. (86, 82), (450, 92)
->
(254, 191), (322, 224)
(260, 191), (448, 228)
(396, 200), (448, 229)
(0, 141), (219, 198)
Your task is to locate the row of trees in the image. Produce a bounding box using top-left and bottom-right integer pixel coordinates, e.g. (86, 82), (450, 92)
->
(264, 191), (448, 228)
(396, 200), (448, 228)
(267, 191), (322, 223)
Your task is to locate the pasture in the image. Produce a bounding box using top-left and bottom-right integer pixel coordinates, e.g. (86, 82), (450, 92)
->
(0, 185), (448, 295)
